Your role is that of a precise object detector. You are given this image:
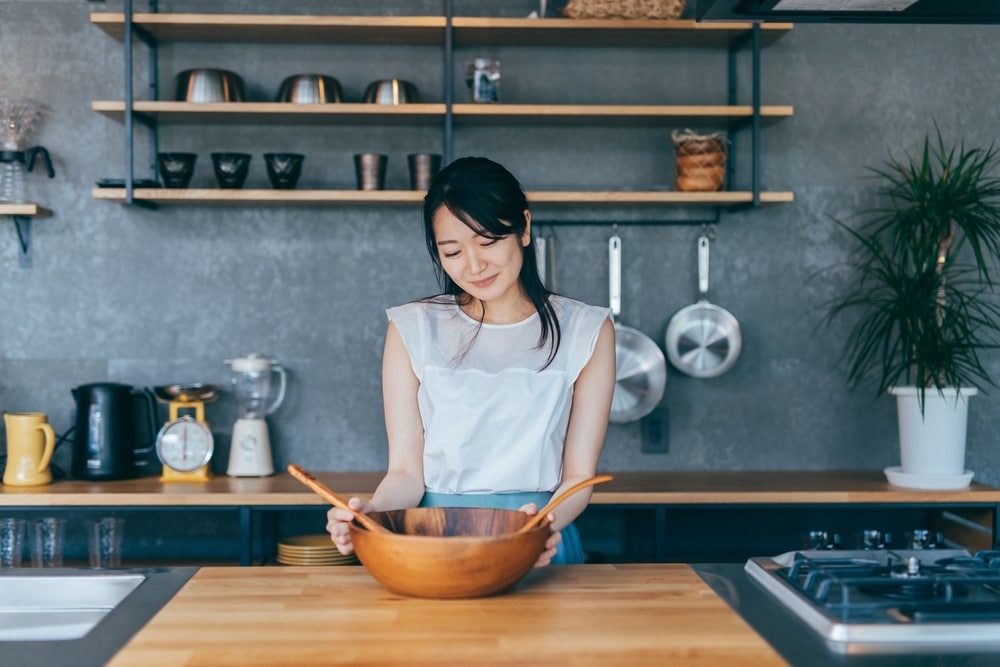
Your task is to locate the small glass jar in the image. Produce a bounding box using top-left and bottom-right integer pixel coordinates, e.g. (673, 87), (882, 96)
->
(465, 58), (500, 103)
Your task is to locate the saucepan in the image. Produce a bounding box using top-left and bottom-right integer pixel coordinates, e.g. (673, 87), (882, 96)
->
(608, 234), (666, 423)
(173, 69), (245, 103)
(665, 234), (742, 378)
(363, 79), (419, 104)
(276, 74), (342, 104)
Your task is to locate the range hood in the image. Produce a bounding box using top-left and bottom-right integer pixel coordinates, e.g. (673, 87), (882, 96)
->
(696, 0), (1000, 23)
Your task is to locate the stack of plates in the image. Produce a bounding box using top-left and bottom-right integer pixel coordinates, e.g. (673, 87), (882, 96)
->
(276, 534), (358, 566)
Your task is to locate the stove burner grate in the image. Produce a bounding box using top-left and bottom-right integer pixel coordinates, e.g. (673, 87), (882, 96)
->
(778, 550), (1000, 620)
(746, 549), (1000, 653)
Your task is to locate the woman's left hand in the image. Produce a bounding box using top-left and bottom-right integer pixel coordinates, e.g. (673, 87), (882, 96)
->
(519, 503), (561, 567)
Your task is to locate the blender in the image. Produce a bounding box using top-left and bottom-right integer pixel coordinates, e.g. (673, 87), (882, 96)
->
(0, 98), (55, 203)
(225, 354), (287, 477)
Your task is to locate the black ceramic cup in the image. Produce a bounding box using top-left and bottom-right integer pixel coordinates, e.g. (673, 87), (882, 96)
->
(263, 153), (304, 189)
(157, 152), (197, 188)
(210, 152), (252, 189)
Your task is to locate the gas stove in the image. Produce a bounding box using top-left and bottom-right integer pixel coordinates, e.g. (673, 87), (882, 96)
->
(745, 547), (1000, 654)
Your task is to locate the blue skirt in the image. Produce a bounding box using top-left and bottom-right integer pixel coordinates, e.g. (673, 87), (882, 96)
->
(420, 491), (584, 565)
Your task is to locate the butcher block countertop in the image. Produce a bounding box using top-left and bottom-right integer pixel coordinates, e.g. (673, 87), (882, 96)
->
(2, 470), (999, 507)
(106, 563), (787, 667)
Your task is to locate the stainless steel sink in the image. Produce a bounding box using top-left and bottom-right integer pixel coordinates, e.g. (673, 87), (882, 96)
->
(0, 573), (145, 640)
(0, 567), (197, 667)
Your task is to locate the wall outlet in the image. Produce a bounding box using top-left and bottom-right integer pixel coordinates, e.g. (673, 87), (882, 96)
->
(641, 405), (669, 454)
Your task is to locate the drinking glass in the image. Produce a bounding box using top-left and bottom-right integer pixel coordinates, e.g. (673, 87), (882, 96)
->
(0, 518), (25, 567)
(87, 517), (125, 568)
(30, 517), (65, 567)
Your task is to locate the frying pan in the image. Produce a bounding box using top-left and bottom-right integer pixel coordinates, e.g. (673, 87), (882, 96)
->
(665, 235), (742, 378)
(608, 234), (666, 423)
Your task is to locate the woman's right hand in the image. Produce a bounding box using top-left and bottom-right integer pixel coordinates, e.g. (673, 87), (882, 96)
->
(325, 496), (370, 555)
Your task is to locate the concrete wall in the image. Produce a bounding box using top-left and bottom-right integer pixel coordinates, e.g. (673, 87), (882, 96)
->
(1, 0), (998, 492)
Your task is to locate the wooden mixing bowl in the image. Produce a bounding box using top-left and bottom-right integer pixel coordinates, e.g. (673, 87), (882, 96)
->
(348, 507), (551, 599)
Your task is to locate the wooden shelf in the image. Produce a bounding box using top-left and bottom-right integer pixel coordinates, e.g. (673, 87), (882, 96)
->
(0, 203), (51, 217)
(90, 12), (792, 47)
(90, 13), (447, 44)
(451, 103), (794, 124)
(1, 471), (997, 507)
(91, 101), (447, 124)
(92, 100), (793, 125)
(451, 17), (793, 47)
(91, 188), (426, 205)
(528, 191), (794, 205)
(90, 188), (793, 206)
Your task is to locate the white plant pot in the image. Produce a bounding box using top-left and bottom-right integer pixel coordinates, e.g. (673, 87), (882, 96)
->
(887, 386), (976, 485)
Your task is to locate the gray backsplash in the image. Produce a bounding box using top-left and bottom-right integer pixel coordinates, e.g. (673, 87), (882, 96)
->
(1, 0), (998, 488)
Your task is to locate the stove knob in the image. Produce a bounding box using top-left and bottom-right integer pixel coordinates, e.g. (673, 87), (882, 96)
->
(859, 529), (889, 550)
(803, 530), (841, 550)
(907, 529), (945, 549)
(803, 530), (831, 549)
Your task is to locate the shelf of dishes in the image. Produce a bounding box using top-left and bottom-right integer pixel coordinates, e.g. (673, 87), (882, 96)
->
(90, 188), (794, 206)
(91, 101), (794, 124)
(89, 13), (793, 48)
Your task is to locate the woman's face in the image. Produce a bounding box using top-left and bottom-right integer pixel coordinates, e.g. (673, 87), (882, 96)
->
(432, 206), (530, 306)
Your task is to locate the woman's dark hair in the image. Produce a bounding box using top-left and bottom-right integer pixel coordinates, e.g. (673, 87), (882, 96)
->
(422, 156), (560, 367)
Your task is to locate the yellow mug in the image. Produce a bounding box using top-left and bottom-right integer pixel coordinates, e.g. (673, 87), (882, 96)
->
(3, 412), (56, 486)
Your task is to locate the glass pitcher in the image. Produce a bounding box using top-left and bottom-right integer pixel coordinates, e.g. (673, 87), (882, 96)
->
(0, 147), (54, 203)
(226, 354), (287, 419)
(0, 98), (54, 203)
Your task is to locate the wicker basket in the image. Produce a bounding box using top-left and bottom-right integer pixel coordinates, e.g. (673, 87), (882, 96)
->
(672, 129), (728, 192)
(563, 0), (687, 20)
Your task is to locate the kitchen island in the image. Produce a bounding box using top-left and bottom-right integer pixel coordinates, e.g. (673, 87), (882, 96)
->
(95, 560), (1000, 666)
(106, 563), (786, 666)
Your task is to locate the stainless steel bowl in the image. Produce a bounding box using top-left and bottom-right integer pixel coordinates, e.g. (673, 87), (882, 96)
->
(363, 79), (419, 104)
(276, 74), (342, 104)
(173, 69), (246, 103)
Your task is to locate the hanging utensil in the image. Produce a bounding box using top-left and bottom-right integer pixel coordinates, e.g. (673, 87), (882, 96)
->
(664, 234), (742, 378)
(516, 475), (614, 534)
(287, 464), (393, 534)
(608, 233), (666, 423)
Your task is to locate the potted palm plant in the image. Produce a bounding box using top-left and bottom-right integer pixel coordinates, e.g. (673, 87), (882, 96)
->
(826, 127), (1000, 489)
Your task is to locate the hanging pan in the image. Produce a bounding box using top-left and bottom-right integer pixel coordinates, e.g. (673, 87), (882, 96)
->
(608, 234), (666, 423)
(665, 234), (742, 378)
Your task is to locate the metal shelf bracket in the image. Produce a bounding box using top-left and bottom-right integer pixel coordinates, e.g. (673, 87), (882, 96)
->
(9, 215), (33, 268)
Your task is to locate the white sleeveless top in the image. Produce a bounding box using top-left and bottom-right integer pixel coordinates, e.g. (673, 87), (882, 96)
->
(386, 295), (611, 494)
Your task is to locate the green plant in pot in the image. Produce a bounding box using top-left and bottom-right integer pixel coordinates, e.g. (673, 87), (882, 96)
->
(826, 127), (1000, 490)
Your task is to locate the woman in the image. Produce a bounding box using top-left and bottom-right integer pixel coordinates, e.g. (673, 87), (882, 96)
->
(327, 156), (616, 565)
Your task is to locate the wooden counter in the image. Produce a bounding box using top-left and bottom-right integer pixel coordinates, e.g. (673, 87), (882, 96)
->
(106, 564), (788, 667)
(3, 469), (1000, 506)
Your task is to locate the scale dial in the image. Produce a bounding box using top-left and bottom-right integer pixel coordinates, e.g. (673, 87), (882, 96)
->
(156, 416), (214, 473)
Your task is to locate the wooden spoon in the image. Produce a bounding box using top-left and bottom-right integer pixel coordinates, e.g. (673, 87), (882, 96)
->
(516, 474), (614, 534)
(287, 464), (392, 534)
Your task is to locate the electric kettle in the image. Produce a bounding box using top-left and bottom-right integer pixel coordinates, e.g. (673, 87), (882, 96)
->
(70, 382), (158, 481)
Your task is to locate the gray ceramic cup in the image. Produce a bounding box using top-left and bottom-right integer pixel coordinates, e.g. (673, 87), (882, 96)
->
(354, 153), (387, 190)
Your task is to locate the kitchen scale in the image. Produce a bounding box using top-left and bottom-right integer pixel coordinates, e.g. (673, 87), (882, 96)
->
(153, 384), (218, 482)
